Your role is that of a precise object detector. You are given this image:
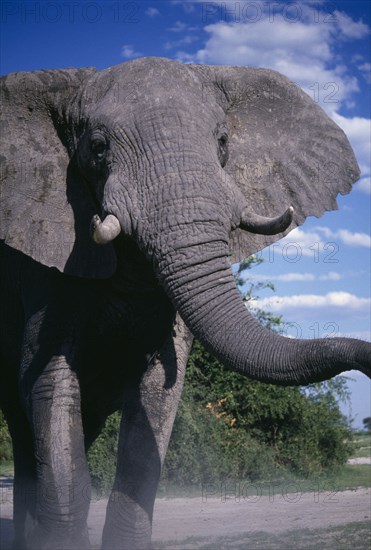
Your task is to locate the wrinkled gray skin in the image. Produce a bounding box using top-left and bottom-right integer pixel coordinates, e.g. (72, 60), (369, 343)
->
(0, 58), (370, 550)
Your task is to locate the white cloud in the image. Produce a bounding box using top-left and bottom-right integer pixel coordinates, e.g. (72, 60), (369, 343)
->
(145, 7), (159, 17)
(165, 17), (199, 51)
(175, 51), (195, 63)
(274, 273), (314, 282)
(320, 271), (342, 281)
(334, 11), (370, 39)
(168, 20), (188, 32)
(248, 272), (313, 282)
(179, 9), (368, 115)
(358, 62), (371, 84)
(254, 292), (371, 313)
(195, 18), (332, 64)
(315, 226), (371, 248)
(284, 227), (322, 245)
(354, 177), (371, 195)
(338, 230), (371, 248)
(248, 271), (341, 283)
(164, 35), (199, 51)
(121, 45), (142, 59)
(276, 227), (325, 257)
(272, 227), (371, 260)
(170, 0), (195, 13)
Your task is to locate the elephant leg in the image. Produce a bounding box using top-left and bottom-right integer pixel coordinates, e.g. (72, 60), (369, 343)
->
(102, 315), (193, 550)
(19, 334), (92, 549)
(1, 402), (37, 550)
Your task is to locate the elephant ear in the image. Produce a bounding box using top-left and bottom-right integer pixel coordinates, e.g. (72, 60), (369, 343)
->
(0, 68), (117, 278)
(194, 65), (360, 263)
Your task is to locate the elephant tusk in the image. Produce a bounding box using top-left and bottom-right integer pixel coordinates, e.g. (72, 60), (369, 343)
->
(239, 206), (294, 235)
(91, 214), (121, 244)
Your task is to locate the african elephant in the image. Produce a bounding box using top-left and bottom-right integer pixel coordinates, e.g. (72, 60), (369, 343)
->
(0, 57), (369, 550)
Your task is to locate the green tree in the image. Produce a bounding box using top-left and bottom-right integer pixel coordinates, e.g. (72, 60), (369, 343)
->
(363, 417), (371, 432)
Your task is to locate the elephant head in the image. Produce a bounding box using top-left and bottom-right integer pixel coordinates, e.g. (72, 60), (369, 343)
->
(1, 57), (369, 384)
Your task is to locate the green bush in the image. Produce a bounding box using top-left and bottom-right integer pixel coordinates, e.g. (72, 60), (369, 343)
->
(162, 395), (276, 485)
(87, 411), (121, 493)
(162, 340), (354, 484)
(0, 410), (13, 462)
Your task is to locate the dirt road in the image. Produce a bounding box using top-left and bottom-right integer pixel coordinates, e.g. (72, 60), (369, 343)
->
(1, 479), (370, 549)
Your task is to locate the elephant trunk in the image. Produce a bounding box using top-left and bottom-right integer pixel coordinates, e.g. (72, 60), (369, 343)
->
(156, 222), (370, 385)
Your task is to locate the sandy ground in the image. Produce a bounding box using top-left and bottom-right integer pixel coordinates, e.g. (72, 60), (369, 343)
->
(150, 488), (371, 541)
(1, 478), (370, 549)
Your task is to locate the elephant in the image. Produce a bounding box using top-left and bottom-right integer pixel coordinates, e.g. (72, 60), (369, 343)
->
(0, 56), (370, 550)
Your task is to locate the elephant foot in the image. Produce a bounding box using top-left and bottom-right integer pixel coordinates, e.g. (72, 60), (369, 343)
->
(102, 498), (152, 550)
(102, 522), (152, 550)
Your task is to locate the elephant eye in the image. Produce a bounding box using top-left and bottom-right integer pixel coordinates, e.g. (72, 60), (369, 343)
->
(91, 138), (107, 162)
(218, 133), (229, 168)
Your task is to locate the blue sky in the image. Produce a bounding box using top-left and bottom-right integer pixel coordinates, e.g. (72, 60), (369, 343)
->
(1, 0), (370, 428)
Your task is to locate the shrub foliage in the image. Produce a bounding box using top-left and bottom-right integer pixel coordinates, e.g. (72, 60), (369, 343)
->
(162, 340), (353, 485)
